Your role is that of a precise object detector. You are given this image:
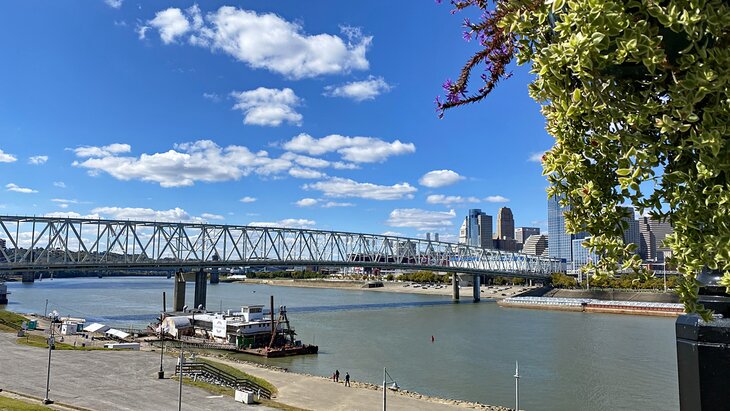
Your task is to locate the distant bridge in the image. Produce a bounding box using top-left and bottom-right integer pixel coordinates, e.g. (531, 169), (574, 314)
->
(0, 215), (562, 301)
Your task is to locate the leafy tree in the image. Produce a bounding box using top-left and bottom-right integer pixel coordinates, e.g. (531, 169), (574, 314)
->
(438, 0), (730, 319)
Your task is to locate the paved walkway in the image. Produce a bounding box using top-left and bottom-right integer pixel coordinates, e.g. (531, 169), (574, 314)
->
(213, 358), (487, 411)
(0, 333), (272, 411)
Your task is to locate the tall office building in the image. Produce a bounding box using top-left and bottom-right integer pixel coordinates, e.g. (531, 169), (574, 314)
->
(572, 237), (598, 266)
(522, 234), (548, 256)
(495, 207), (515, 240)
(639, 216), (673, 262)
(515, 227), (540, 245)
(459, 209), (493, 248)
(619, 207), (641, 255)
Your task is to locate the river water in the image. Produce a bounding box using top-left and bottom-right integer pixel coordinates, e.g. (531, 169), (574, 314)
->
(5, 277), (679, 410)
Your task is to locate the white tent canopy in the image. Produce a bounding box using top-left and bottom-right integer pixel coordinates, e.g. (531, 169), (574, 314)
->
(105, 328), (131, 340)
(83, 323), (110, 333)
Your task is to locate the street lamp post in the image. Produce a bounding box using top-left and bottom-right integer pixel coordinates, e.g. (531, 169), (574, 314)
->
(159, 291), (166, 379)
(178, 342), (184, 411)
(514, 361), (520, 411)
(382, 367), (399, 411)
(43, 321), (54, 405)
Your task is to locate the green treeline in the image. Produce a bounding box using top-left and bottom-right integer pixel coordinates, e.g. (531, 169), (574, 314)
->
(551, 272), (678, 290)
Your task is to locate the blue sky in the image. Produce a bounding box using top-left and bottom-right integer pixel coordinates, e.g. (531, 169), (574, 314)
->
(0, 1), (553, 241)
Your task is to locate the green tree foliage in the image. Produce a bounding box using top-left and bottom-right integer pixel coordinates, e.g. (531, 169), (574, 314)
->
(399, 271), (450, 283)
(551, 272), (578, 288)
(439, 0), (730, 319)
(245, 270), (327, 280)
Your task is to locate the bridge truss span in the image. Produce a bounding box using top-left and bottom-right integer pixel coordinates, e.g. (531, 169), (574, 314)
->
(0, 215), (562, 278)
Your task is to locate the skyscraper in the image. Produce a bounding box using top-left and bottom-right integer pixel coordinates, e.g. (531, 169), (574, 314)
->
(619, 207), (641, 255)
(639, 216), (673, 262)
(459, 209), (493, 248)
(495, 207), (515, 240)
(515, 227), (540, 245)
(547, 194), (587, 263)
(522, 234), (548, 256)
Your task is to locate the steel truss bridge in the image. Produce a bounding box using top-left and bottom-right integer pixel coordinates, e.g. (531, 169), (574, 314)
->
(0, 215), (561, 280)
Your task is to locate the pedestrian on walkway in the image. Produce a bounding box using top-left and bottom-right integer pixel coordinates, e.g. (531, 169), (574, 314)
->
(345, 372), (350, 387)
(335, 369), (340, 383)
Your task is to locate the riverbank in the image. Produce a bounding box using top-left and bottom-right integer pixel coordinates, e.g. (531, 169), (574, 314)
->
(498, 296), (684, 317)
(0, 324), (510, 411)
(240, 278), (533, 300)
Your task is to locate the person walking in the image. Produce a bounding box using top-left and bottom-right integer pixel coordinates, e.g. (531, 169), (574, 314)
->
(345, 372), (350, 387)
(335, 369), (340, 383)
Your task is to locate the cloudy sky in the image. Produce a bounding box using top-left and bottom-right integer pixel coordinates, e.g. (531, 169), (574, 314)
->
(0, 1), (552, 241)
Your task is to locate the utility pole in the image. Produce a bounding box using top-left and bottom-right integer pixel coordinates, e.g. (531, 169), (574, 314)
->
(178, 341), (184, 411)
(43, 321), (54, 404)
(514, 361), (520, 411)
(383, 367), (387, 411)
(158, 291), (166, 379)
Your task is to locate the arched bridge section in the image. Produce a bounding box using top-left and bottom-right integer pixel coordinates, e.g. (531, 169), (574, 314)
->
(0, 215), (562, 280)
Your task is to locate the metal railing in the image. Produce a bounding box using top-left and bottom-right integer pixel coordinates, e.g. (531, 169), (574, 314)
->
(175, 361), (272, 399)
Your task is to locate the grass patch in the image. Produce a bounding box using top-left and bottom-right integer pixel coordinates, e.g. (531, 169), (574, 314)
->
(198, 357), (278, 395)
(0, 396), (53, 411)
(173, 377), (305, 411)
(16, 334), (109, 351)
(0, 310), (27, 333)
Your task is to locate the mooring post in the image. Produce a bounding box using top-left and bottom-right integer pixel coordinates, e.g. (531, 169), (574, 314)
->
(473, 274), (481, 302)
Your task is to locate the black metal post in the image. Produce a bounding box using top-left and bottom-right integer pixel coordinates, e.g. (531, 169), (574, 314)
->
(676, 268), (730, 410)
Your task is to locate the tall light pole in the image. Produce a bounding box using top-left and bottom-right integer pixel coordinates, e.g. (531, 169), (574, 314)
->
(382, 367), (398, 411)
(514, 361), (520, 411)
(178, 341), (184, 411)
(43, 321), (54, 405)
(158, 291), (166, 379)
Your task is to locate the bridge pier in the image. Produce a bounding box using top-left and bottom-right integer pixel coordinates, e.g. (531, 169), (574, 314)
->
(210, 268), (219, 284)
(173, 271), (186, 311)
(194, 269), (207, 310)
(452, 273), (459, 301)
(21, 272), (35, 283)
(473, 274), (480, 302)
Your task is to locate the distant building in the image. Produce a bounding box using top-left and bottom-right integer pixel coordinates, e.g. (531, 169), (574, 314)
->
(572, 237), (598, 266)
(493, 238), (519, 252)
(459, 209), (492, 248)
(619, 207), (641, 255)
(522, 234), (548, 257)
(0, 238), (5, 249)
(425, 232), (441, 242)
(548, 194), (587, 263)
(639, 216), (673, 262)
(515, 227), (540, 246)
(495, 207), (515, 240)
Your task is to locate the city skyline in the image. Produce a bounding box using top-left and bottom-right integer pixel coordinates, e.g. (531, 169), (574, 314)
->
(0, 2), (553, 240)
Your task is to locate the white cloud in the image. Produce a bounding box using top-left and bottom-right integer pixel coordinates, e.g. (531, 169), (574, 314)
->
(73, 143), (131, 158)
(249, 219), (316, 229)
(288, 168), (325, 179)
(91, 206), (200, 222)
(387, 208), (456, 231)
(105, 0), (123, 9)
(137, 25), (149, 40)
(528, 151), (546, 163)
(73, 140), (288, 187)
(295, 198), (318, 207)
(381, 231), (404, 237)
(231, 88), (303, 127)
(304, 177), (416, 200)
(484, 195), (510, 203)
(52, 198), (78, 205)
(53, 181), (66, 188)
(283, 133), (415, 163)
(6, 183), (37, 194)
(28, 155), (48, 165)
(0, 149), (17, 163)
(322, 201), (354, 208)
(324, 76), (392, 101)
(419, 170), (464, 188)
(146, 6), (371, 79)
(239, 196), (257, 203)
(426, 194), (481, 205)
(149, 7), (190, 44)
(203, 92), (221, 102)
(201, 213), (224, 221)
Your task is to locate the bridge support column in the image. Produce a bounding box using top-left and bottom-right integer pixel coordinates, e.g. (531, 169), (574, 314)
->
(452, 274), (459, 301)
(473, 274), (480, 302)
(173, 271), (186, 312)
(194, 269), (207, 311)
(210, 268), (219, 284)
(22, 272), (35, 283)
